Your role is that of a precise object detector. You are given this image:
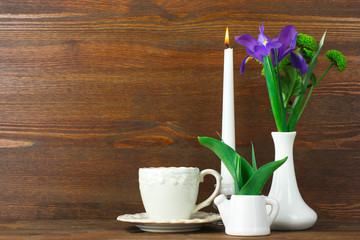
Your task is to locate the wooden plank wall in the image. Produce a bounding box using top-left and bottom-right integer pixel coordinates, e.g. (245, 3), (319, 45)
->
(0, 0), (358, 220)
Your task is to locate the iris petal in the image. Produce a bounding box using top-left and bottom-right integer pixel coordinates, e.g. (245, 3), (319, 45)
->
(241, 56), (253, 74)
(267, 42), (282, 50)
(246, 47), (263, 63)
(289, 31), (297, 49)
(254, 42), (281, 59)
(235, 34), (257, 52)
(278, 26), (297, 49)
(275, 25), (298, 62)
(290, 50), (308, 74)
(258, 24), (271, 45)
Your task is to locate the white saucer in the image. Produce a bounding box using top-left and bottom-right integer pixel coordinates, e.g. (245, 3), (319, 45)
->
(117, 211), (221, 233)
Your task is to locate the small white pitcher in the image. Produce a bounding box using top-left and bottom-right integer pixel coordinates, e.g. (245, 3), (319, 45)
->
(214, 194), (279, 236)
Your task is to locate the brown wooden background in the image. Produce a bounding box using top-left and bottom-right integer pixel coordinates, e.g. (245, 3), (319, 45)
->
(0, 0), (358, 220)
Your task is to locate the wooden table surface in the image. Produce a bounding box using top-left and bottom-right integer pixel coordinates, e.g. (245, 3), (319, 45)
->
(0, 219), (358, 240)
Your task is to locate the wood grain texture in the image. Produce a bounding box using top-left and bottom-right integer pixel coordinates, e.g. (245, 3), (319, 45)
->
(0, 0), (358, 220)
(0, 220), (358, 239)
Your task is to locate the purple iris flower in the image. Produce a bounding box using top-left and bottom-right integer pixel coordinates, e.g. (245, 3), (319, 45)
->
(235, 24), (280, 73)
(272, 25), (308, 74)
(235, 24), (308, 74)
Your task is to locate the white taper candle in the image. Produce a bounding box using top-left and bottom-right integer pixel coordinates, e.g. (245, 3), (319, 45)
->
(221, 27), (235, 196)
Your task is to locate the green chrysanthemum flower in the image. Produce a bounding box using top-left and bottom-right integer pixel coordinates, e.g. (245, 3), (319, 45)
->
(296, 33), (316, 63)
(297, 33), (317, 51)
(325, 50), (347, 72)
(300, 47), (315, 62)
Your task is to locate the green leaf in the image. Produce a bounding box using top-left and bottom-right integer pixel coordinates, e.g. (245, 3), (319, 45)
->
(293, 74), (303, 96)
(288, 94), (304, 131)
(234, 154), (242, 195)
(281, 66), (297, 96)
(303, 31), (326, 89)
(285, 107), (294, 114)
(281, 66), (303, 107)
(198, 137), (254, 192)
(310, 73), (317, 84)
(239, 155), (255, 188)
(198, 137), (239, 192)
(238, 157), (288, 195)
(300, 81), (306, 94)
(251, 142), (257, 171)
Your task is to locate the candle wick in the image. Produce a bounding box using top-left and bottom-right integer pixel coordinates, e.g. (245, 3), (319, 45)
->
(225, 43), (230, 48)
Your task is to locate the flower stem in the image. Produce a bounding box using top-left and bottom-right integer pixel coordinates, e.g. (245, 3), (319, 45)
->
(297, 62), (334, 122)
(288, 31), (327, 131)
(274, 49), (286, 109)
(315, 62), (334, 87)
(263, 56), (288, 132)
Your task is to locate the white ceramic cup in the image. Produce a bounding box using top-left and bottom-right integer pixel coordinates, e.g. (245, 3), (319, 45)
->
(139, 167), (221, 221)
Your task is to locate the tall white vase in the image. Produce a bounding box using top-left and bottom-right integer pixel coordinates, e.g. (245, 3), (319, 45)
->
(268, 132), (317, 230)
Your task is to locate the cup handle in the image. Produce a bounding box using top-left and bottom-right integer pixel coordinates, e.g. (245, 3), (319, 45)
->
(264, 196), (279, 225)
(192, 169), (222, 214)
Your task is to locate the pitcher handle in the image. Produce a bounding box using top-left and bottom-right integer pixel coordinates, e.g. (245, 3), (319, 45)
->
(193, 169), (222, 213)
(264, 196), (279, 225)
